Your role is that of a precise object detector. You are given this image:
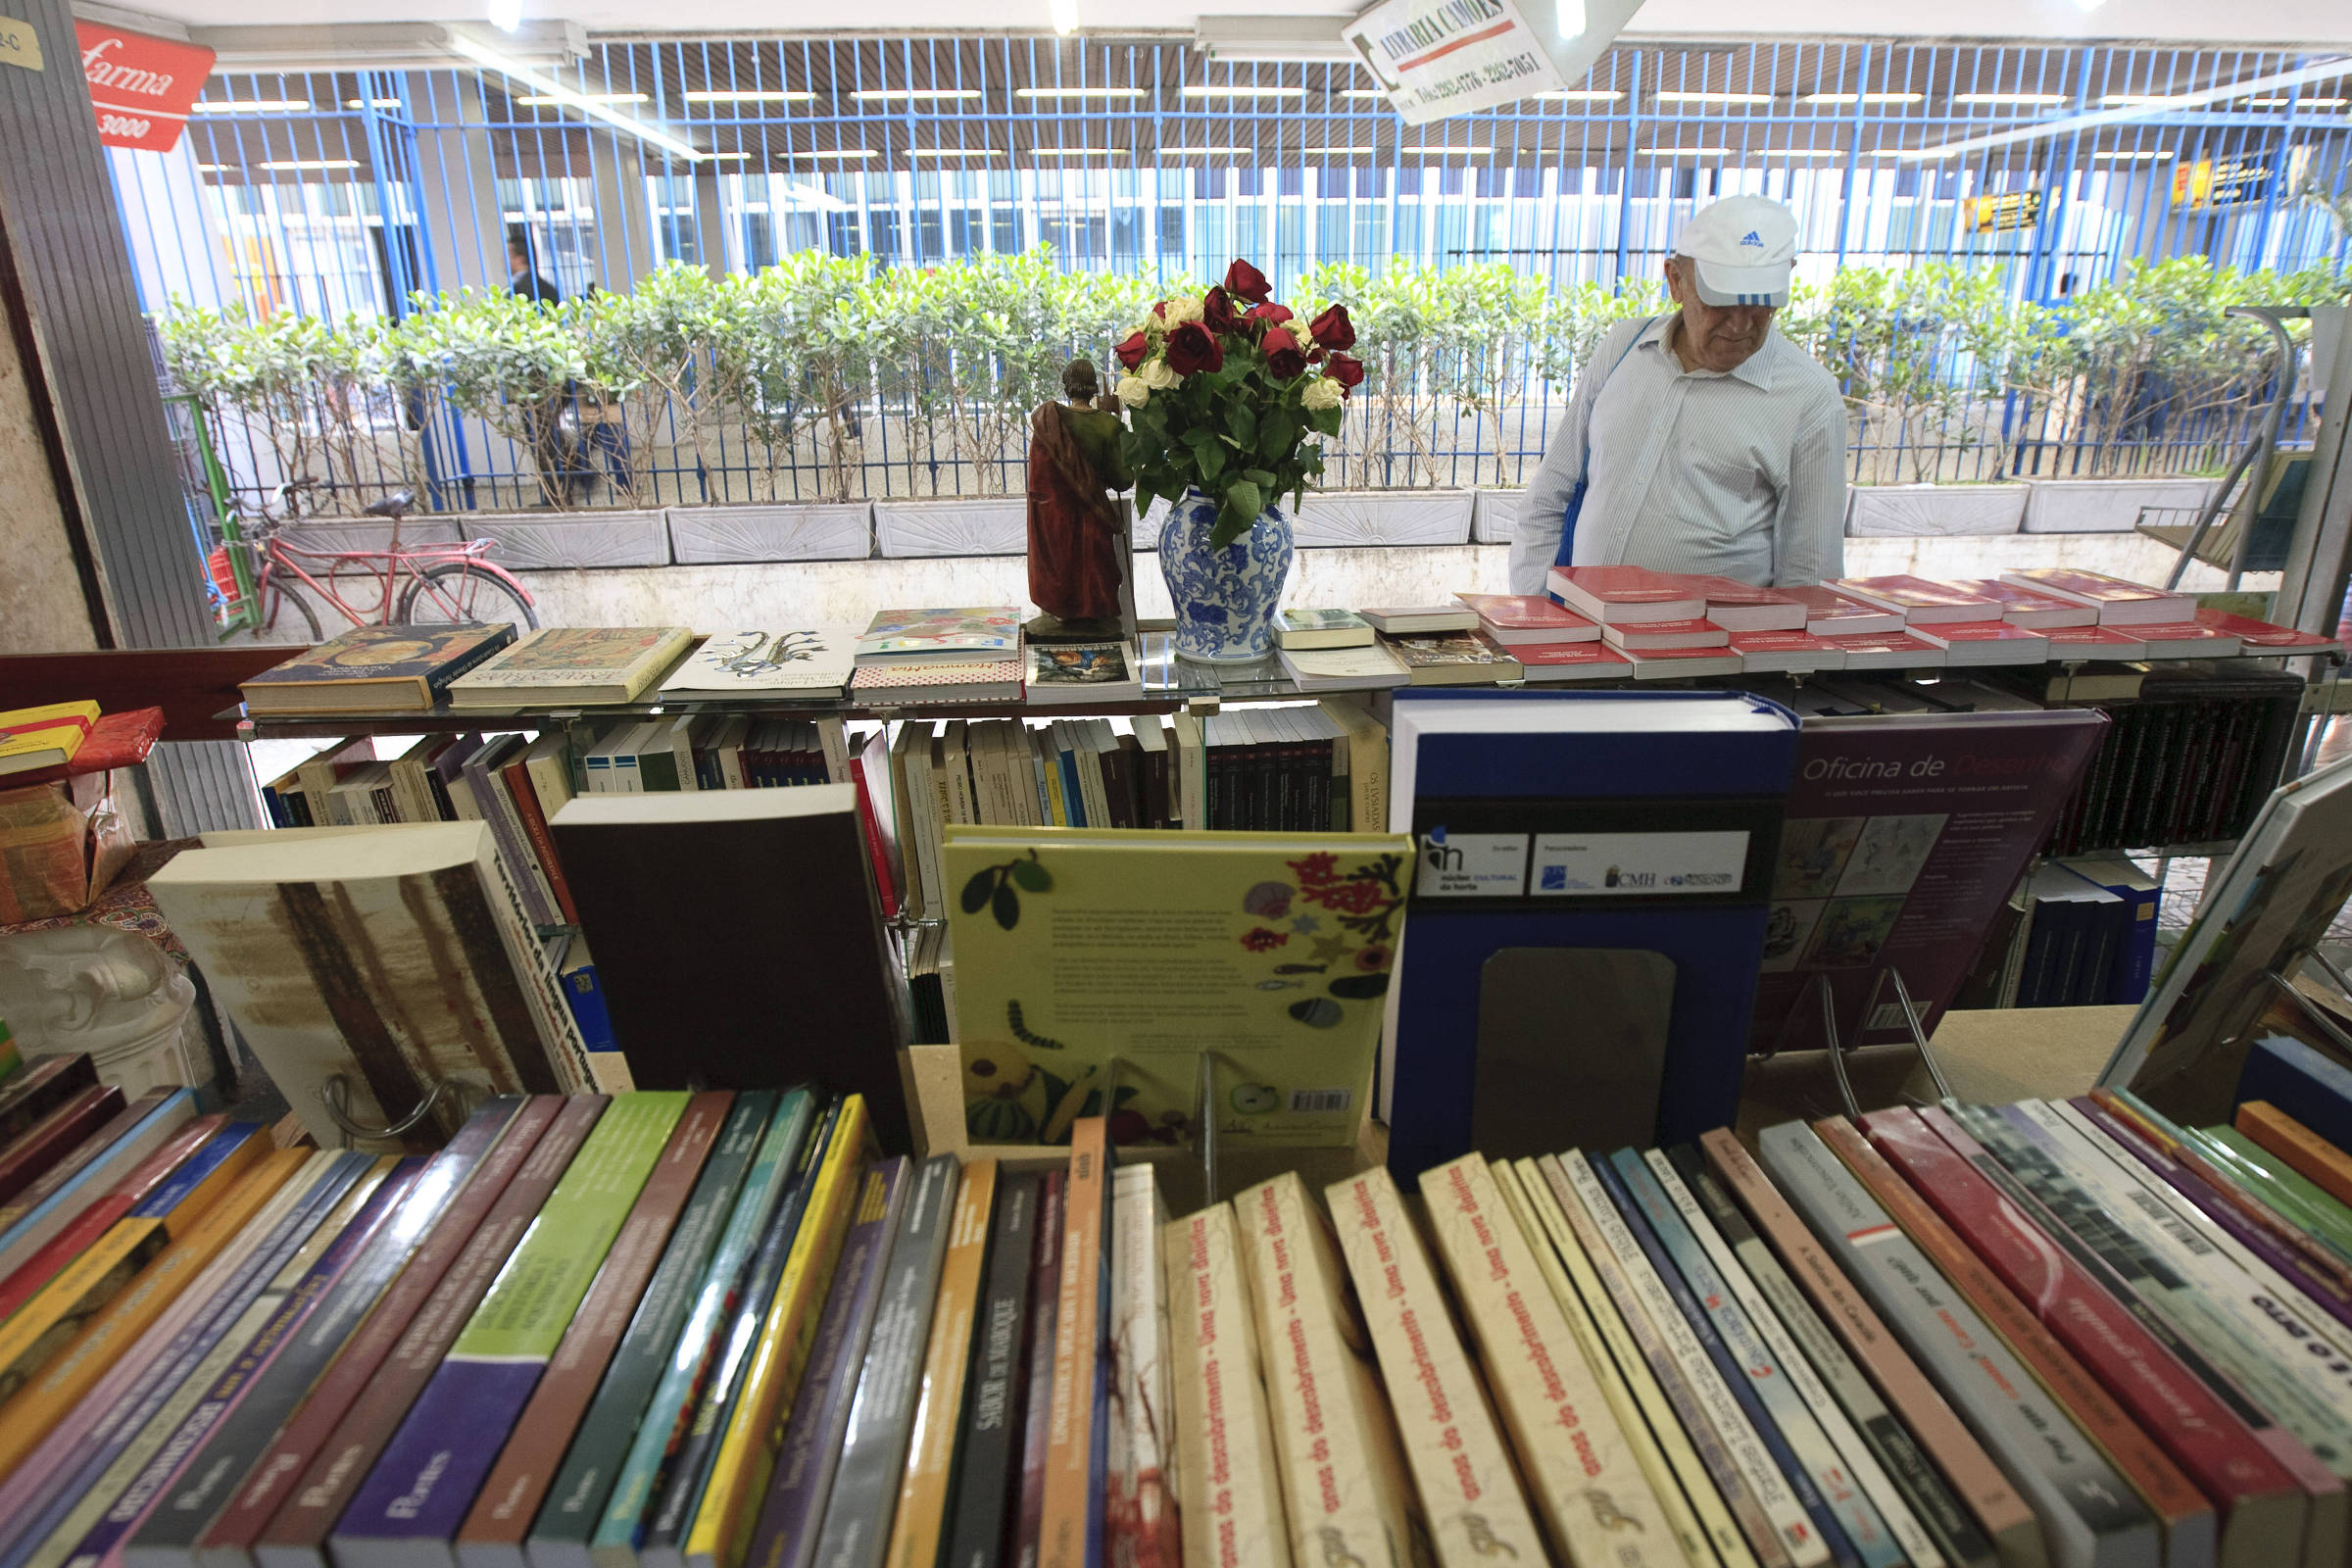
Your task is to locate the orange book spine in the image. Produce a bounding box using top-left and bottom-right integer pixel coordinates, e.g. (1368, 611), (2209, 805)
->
(2237, 1102), (2352, 1211)
(1038, 1120), (1109, 1568)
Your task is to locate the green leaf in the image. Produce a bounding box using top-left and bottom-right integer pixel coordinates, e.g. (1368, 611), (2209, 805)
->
(1227, 402), (1256, 447)
(992, 883), (1021, 931)
(1010, 858), (1053, 893)
(1226, 477), (1263, 522)
(959, 869), (997, 915)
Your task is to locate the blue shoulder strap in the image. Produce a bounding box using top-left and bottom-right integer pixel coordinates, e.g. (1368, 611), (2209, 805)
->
(1553, 314), (1660, 571)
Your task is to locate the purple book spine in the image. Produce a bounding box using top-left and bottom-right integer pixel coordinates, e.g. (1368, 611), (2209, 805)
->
(463, 746), (556, 928)
(2073, 1097), (2352, 1337)
(334, 1362), (548, 1542)
(742, 1158), (908, 1568)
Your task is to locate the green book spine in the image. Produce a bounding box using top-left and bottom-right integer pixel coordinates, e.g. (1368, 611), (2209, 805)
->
(523, 1094), (777, 1568)
(2196, 1128), (2352, 1264)
(576, 1093), (820, 1568)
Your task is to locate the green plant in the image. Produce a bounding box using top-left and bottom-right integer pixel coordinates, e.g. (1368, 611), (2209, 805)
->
(390, 288), (587, 509)
(574, 261), (720, 500)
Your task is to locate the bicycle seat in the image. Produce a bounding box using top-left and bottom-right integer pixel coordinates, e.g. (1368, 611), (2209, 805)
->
(365, 490), (417, 519)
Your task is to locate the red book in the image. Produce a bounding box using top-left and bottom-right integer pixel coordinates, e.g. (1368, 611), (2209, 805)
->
(1545, 565), (1708, 625)
(2041, 625), (2148, 657)
(2126, 621), (2244, 660)
(1834, 575), (2005, 625)
(1864, 1107), (2309, 1557)
(1727, 629), (1846, 672)
(848, 754), (901, 920)
(1599, 617), (1729, 651)
(1512, 642), (1633, 681)
(1960, 579), (2099, 629)
(1628, 647), (1742, 679)
(1453, 594), (1602, 646)
(252, 1097), (604, 1568)
(2194, 609), (2343, 653)
(1906, 622), (2051, 664)
(2001, 568), (2193, 625)
(1779, 584), (1906, 637)
(499, 753), (581, 925)
(0, 1111), (222, 1324)
(0, 1084), (124, 1208)
(0, 709), (166, 789)
(1693, 576), (1810, 632)
(1817, 631), (1946, 670)
(201, 1098), (564, 1567)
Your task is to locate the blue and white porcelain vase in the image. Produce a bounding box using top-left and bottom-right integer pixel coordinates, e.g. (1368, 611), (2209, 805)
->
(1157, 486), (1295, 664)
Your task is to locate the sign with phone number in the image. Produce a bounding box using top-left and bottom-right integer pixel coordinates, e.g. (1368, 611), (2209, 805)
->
(74, 22), (215, 153)
(1343, 0), (1566, 126)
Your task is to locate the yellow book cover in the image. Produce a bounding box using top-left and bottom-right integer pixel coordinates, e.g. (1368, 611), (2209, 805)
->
(944, 826), (1410, 1150)
(1512, 1158), (1760, 1568)
(1418, 1155), (1687, 1568)
(1234, 1172), (1429, 1568)
(1164, 1204), (1290, 1568)
(1039, 1119), (1111, 1568)
(1490, 1160), (1736, 1568)
(883, 1158), (999, 1568)
(685, 1094), (873, 1568)
(1326, 1167), (1544, 1568)
(0, 701), (101, 770)
(0, 1148), (329, 1471)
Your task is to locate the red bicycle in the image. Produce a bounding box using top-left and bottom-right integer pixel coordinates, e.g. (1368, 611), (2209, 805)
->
(240, 483), (539, 639)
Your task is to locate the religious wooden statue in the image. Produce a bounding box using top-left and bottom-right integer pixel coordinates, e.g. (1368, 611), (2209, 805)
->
(1025, 359), (1137, 643)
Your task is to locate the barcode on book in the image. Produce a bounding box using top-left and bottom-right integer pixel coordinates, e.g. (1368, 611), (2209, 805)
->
(1288, 1088), (1351, 1114)
(1868, 1003), (1912, 1031)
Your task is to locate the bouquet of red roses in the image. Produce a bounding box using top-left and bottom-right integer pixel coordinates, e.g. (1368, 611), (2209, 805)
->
(1111, 259), (1363, 548)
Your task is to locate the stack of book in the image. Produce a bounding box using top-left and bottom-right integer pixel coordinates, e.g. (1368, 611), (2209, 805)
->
(852, 608), (1026, 705)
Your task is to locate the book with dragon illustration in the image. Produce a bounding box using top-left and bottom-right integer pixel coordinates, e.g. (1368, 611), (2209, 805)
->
(658, 628), (860, 698)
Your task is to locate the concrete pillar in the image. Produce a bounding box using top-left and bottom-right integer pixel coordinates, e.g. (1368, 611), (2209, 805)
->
(409, 73), (506, 294)
(693, 164), (733, 278)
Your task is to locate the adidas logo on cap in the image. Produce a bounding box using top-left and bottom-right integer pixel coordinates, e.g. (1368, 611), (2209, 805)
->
(1740, 229), (1764, 247)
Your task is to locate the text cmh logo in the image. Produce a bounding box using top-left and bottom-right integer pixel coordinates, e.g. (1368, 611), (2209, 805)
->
(1423, 825), (1463, 873)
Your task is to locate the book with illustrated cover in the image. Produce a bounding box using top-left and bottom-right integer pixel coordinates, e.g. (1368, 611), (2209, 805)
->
(1276, 610), (1375, 650)
(943, 825), (1409, 1149)
(658, 630), (858, 700)
(448, 628), (695, 709)
(0, 702), (101, 775)
(1385, 631), (1522, 686)
(858, 609), (1023, 663)
(1162, 1202), (1286, 1568)
(242, 626), (517, 714)
(1027, 643), (1142, 706)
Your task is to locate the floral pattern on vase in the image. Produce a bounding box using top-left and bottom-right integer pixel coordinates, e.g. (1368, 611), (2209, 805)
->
(1158, 486), (1294, 663)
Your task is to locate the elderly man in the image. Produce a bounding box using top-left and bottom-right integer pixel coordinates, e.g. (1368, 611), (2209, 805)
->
(1509, 195), (1849, 595)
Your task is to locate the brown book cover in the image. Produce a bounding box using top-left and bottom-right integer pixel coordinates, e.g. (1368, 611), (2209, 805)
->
(1698, 1128), (2039, 1566)
(454, 1093), (732, 1567)
(198, 1099), (561, 1568)
(253, 1097), (607, 1568)
(502, 751), (581, 926)
(1037, 1122), (1109, 1568)
(0, 1083), (125, 1206)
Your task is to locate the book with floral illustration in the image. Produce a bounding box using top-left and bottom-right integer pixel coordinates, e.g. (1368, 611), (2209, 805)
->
(447, 626), (694, 708)
(943, 825), (1411, 1149)
(857, 607), (1023, 663)
(658, 628), (859, 698)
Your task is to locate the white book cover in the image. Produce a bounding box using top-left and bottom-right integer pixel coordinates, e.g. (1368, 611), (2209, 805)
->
(659, 628), (858, 696)
(1108, 1166), (1177, 1568)
(1164, 1205), (1289, 1568)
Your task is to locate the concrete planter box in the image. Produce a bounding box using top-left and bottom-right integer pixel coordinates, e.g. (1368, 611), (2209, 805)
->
(272, 517), (464, 554)
(1846, 482), (2027, 538)
(874, 498), (1026, 558)
(466, 510), (671, 569)
(1294, 489), (1475, 548)
(1472, 488), (1523, 544)
(667, 503), (873, 564)
(2021, 477), (2218, 535)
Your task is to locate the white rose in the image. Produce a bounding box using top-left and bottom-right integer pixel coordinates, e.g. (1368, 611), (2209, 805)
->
(1301, 377), (1345, 411)
(1139, 357), (1180, 391)
(1160, 293), (1204, 327)
(1115, 374), (1151, 408)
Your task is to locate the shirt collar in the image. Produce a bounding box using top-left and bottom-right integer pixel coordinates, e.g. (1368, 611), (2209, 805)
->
(1642, 310), (1780, 392)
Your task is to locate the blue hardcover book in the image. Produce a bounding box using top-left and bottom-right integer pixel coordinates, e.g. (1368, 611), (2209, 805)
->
(2063, 857), (2161, 1004)
(1381, 690), (1799, 1173)
(2236, 1036), (2352, 1152)
(1053, 725), (1087, 827)
(558, 938), (618, 1055)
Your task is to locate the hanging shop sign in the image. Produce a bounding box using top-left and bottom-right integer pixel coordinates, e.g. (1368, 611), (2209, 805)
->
(0, 13), (44, 72)
(1967, 190), (2043, 232)
(74, 22), (215, 153)
(1343, 0), (1642, 126)
(2173, 147), (2309, 213)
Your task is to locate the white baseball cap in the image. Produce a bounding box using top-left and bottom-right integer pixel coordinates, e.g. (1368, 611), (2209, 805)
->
(1673, 195), (1798, 308)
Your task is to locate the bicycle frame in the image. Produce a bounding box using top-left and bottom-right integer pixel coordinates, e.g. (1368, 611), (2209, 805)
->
(260, 528), (535, 628)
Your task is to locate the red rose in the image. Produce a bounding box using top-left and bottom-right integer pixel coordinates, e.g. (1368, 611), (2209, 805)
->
(1246, 301), (1293, 326)
(1152, 300), (1169, 318)
(1325, 352), (1365, 390)
(1114, 330), (1149, 370)
(1163, 320), (1223, 376)
(1307, 304), (1356, 352)
(1223, 259), (1271, 304)
(1262, 327), (1306, 379)
(1201, 286), (1241, 335)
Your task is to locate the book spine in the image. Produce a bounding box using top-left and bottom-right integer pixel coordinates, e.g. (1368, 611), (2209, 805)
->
(1161, 1204), (1287, 1568)
(247, 1099), (603, 1567)
(506, 758), (581, 926)
(0, 1103), (215, 1302)
(939, 1174), (1041, 1568)
(739, 1158), (908, 1568)
(2238, 1102), (2352, 1212)
(1697, 1129), (2034, 1568)
(883, 1160), (999, 1568)
(1109, 1166), (1175, 1568)
(332, 1095), (696, 1551)
(0, 1088), (183, 1253)
(849, 759), (901, 922)
(682, 1097), (877, 1568)
(0, 1086), (126, 1207)
(1328, 1166), (1545, 1568)
(807, 1152), (959, 1568)
(581, 1098), (824, 1564)
(1011, 1174), (1067, 1568)
(1038, 1122), (1111, 1568)
(1422, 1155), (1681, 1568)
(0, 1056), (100, 1151)
(1613, 1150), (1901, 1568)
(466, 756), (559, 928)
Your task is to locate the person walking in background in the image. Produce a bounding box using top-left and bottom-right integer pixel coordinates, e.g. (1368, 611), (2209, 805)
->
(508, 232), (563, 306)
(1510, 194), (1849, 594)
(507, 231), (579, 504)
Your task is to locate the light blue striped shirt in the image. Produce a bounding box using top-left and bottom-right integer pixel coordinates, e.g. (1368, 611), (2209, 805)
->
(1508, 313), (1848, 595)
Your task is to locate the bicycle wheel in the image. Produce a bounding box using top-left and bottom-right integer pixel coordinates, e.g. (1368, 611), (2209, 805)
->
(260, 575), (323, 643)
(398, 562), (541, 630)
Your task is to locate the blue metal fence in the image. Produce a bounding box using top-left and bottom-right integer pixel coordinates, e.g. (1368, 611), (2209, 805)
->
(116, 33), (2352, 514)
